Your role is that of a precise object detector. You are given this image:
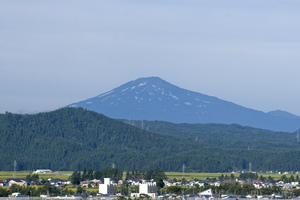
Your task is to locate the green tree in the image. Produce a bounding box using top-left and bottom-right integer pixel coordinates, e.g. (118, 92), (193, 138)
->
(166, 186), (182, 194)
(230, 174), (235, 180)
(25, 173), (40, 185)
(70, 171), (81, 185)
(87, 168), (94, 180)
(280, 175), (288, 183)
(0, 187), (9, 197)
(125, 171), (131, 180)
(76, 186), (86, 194)
(289, 175), (295, 183)
(82, 167), (87, 181)
(293, 189), (300, 197)
(219, 174), (224, 180)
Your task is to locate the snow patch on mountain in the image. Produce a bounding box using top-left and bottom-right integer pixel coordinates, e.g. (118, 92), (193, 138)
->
(169, 93), (178, 100)
(102, 96), (110, 102)
(98, 90), (114, 98)
(122, 87), (129, 92)
(138, 82), (147, 87)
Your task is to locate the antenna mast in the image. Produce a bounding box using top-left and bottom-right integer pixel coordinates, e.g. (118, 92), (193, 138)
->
(182, 164), (185, 180)
(13, 160), (17, 178)
(249, 162), (252, 172)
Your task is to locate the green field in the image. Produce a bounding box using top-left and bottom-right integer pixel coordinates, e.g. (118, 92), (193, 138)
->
(166, 172), (232, 180)
(0, 171), (72, 181)
(0, 171), (288, 182)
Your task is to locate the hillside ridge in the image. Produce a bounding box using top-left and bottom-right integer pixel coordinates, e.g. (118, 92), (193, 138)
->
(1, 108), (300, 172)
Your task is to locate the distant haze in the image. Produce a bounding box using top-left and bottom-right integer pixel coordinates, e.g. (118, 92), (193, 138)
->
(1, 0), (300, 115)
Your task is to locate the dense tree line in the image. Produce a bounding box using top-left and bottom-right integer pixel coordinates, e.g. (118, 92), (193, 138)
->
(1, 108), (300, 172)
(70, 168), (123, 185)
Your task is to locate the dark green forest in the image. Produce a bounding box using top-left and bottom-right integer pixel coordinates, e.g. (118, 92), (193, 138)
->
(122, 120), (300, 151)
(1, 108), (300, 172)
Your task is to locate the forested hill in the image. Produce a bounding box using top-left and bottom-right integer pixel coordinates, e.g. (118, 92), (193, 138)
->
(1, 108), (300, 172)
(122, 120), (300, 152)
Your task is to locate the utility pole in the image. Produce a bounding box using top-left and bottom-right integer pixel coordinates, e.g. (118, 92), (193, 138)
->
(182, 164), (185, 180)
(249, 162), (252, 172)
(13, 160), (17, 178)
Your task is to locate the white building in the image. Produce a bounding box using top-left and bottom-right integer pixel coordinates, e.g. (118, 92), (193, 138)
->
(131, 182), (157, 198)
(140, 182), (157, 194)
(33, 169), (52, 174)
(99, 178), (117, 195)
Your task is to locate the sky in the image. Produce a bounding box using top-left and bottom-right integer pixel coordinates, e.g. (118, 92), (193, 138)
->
(1, 0), (300, 115)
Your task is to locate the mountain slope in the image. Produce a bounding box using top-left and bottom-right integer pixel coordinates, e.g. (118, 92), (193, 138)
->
(1, 108), (300, 172)
(121, 120), (299, 152)
(67, 77), (300, 132)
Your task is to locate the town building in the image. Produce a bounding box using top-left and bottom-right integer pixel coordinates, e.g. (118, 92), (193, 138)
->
(6, 178), (28, 187)
(131, 182), (157, 198)
(33, 169), (52, 174)
(99, 178), (117, 195)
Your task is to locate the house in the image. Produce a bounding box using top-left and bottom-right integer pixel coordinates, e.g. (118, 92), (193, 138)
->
(199, 188), (213, 198)
(6, 178), (28, 187)
(118, 180), (123, 185)
(48, 178), (63, 186)
(80, 181), (89, 188)
(89, 179), (101, 187)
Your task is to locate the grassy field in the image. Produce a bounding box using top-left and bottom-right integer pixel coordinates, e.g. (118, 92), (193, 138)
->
(0, 171), (288, 181)
(0, 171), (72, 180)
(166, 172), (232, 180)
(165, 172), (289, 180)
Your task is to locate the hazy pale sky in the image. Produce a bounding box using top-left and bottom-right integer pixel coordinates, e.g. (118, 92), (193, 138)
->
(1, 0), (300, 115)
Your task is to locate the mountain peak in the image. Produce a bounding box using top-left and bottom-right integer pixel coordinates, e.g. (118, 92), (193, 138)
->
(119, 77), (177, 90)
(67, 77), (300, 132)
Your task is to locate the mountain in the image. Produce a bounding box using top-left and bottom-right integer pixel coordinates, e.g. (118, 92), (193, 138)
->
(2, 107), (300, 172)
(121, 120), (299, 152)
(0, 108), (200, 171)
(67, 77), (300, 132)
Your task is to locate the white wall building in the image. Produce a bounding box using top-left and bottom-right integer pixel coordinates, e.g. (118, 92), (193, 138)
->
(140, 182), (157, 194)
(33, 169), (52, 174)
(131, 182), (157, 198)
(99, 178), (117, 195)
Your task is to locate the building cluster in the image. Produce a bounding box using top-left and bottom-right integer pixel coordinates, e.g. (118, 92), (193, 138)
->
(98, 178), (158, 198)
(4, 168), (300, 199)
